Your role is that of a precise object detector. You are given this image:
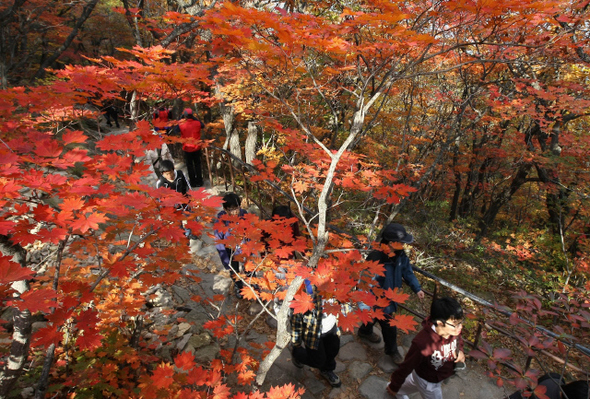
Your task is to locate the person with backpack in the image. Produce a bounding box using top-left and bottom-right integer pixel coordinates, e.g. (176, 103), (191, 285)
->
(358, 223), (424, 364)
(290, 279), (342, 388)
(214, 193), (249, 298)
(176, 108), (204, 188)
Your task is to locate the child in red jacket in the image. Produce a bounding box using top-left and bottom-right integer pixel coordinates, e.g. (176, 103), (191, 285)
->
(387, 296), (465, 399)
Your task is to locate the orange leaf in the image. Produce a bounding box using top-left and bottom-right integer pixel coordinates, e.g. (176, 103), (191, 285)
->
(388, 313), (418, 333)
(152, 363), (175, 390)
(383, 287), (410, 305)
(70, 212), (107, 234)
(175, 351), (196, 371)
(290, 292), (314, 314)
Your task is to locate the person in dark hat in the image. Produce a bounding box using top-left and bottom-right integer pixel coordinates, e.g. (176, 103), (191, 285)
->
(358, 223), (424, 364)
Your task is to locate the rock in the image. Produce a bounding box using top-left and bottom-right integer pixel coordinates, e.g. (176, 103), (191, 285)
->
(304, 374), (328, 395)
(248, 302), (263, 315)
(1, 307), (15, 321)
(184, 309), (209, 326)
(32, 321), (48, 332)
(188, 333), (212, 349)
(338, 341), (368, 361)
(176, 322), (192, 337)
(348, 361), (373, 380)
(168, 325), (179, 339)
(153, 288), (173, 308)
(189, 342), (220, 363)
(359, 375), (389, 398)
(176, 333), (192, 350)
(172, 286), (191, 303)
(339, 333), (354, 346)
(266, 315), (278, 329)
(377, 353), (398, 373)
(212, 274), (232, 295)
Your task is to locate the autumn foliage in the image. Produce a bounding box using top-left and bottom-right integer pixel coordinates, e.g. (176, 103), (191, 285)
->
(1, 0), (590, 397)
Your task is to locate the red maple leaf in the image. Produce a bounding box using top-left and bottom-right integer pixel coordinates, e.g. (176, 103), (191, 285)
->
(174, 351), (195, 371)
(0, 220), (15, 235)
(383, 287), (410, 304)
(61, 197), (85, 212)
(32, 325), (63, 348)
(76, 329), (103, 349)
(290, 292), (314, 314)
(212, 383), (231, 399)
(34, 139), (62, 158)
(0, 257), (34, 284)
(338, 312), (360, 332)
(187, 366), (207, 385)
(61, 130), (87, 145)
(11, 288), (57, 313)
(152, 363), (175, 390)
(388, 313), (418, 333)
(70, 212), (107, 233)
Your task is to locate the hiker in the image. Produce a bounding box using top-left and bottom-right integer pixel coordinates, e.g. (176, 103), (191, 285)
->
(358, 223), (424, 363)
(153, 105), (173, 133)
(387, 296), (465, 399)
(264, 205), (301, 260)
(291, 279), (342, 388)
(263, 205), (303, 326)
(156, 160), (198, 240)
(156, 160), (191, 197)
(103, 104), (120, 128)
(176, 108), (204, 188)
(214, 193), (250, 299)
(508, 373), (589, 399)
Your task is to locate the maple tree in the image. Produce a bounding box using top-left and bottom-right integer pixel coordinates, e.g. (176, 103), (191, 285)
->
(1, 0), (590, 396)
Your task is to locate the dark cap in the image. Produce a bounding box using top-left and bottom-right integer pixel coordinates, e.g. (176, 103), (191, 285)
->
(382, 223), (413, 243)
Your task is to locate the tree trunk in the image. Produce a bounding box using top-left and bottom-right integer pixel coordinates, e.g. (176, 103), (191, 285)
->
(229, 127), (242, 162)
(254, 277), (304, 386)
(128, 90), (139, 130)
(477, 163), (532, 238)
(34, 0), (100, 80)
(0, 235), (31, 396)
(245, 122), (258, 165)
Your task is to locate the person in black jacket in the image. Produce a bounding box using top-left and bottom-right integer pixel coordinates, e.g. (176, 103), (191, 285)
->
(358, 223), (424, 364)
(156, 160), (195, 240)
(156, 160), (191, 196)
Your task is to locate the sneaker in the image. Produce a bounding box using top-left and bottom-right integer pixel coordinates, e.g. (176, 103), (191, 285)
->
(320, 370), (341, 388)
(387, 350), (404, 365)
(454, 361), (466, 371)
(292, 356), (304, 369)
(233, 284), (244, 299)
(358, 331), (382, 343)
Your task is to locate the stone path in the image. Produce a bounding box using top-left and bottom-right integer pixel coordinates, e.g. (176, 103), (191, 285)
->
(133, 142), (511, 399)
(181, 219), (510, 399)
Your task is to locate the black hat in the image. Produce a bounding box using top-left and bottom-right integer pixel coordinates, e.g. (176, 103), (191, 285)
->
(382, 223), (413, 243)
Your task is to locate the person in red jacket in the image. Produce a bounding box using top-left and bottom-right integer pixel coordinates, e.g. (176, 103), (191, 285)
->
(178, 108), (204, 187)
(387, 296), (465, 399)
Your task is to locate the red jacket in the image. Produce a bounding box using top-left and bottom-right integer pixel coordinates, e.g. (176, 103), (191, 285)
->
(389, 318), (464, 391)
(179, 118), (203, 152)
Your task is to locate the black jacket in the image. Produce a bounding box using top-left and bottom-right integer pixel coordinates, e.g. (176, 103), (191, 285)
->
(156, 170), (191, 195)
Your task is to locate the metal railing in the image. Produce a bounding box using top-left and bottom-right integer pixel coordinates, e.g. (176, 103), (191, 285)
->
(201, 144), (590, 378)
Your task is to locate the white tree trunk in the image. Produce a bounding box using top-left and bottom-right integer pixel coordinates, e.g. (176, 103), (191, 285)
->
(245, 122), (258, 165)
